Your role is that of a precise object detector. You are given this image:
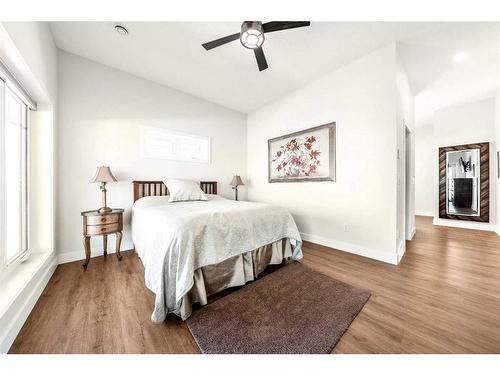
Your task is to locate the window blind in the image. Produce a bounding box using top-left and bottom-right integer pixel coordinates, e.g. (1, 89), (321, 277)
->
(0, 59), (37, 110)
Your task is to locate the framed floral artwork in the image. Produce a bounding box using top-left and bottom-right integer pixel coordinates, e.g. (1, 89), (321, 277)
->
(268, 122), (336, 183)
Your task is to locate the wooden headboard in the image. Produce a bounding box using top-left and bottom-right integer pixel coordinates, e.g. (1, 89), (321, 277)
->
(132, 180), (218, 202)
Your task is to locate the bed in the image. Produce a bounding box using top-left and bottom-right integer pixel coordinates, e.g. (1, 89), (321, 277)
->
(131, 180), (303, 322)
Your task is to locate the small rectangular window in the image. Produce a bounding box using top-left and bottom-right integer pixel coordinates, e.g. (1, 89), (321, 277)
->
(141, 126), (210, 163)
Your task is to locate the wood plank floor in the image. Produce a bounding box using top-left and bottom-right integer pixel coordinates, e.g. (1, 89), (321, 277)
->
(9, 216), (500, 353)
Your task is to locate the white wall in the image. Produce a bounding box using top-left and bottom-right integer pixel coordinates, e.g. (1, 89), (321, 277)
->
(433, 98), (497, 231)
(57, 51), (247, 261)
(414, 125), (435, 216)
(247, 44), (400, 264)
(0, 22), (57, 103)
(396, 49), (415, 261)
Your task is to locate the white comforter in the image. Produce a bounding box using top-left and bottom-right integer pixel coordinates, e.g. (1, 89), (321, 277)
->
(131, 194), (303, 322)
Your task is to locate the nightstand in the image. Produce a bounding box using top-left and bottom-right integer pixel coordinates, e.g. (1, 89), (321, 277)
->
(81, 209), (124, 269)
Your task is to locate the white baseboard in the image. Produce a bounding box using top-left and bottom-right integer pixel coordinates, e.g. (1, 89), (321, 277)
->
(415, 211), (434, 217)
(405, 227), (416, 241)
(58, 226), (134, 264)
(432, 218), (497, 232)
(397, 240), (406, 263)
(58, 246), (134, 265)
(300, 232), (398, 265)
(0, 253), (58, 353)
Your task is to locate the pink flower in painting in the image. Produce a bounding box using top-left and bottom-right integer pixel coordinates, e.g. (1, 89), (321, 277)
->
(291, 156), (301, 166)
(309, 149), (321, 159)
(286, 138), (300, 152)
(272, 133), (322, 178)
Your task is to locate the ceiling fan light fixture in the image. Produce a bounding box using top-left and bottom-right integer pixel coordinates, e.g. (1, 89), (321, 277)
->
(240, 21), (264, 49)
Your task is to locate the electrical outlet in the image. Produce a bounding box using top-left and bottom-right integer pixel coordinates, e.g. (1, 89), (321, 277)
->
(344, 224), (349, 232)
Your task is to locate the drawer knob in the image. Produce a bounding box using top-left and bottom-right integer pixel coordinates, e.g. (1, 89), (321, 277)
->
(101, 228), (106, 232)
(101, 218), (106, 222)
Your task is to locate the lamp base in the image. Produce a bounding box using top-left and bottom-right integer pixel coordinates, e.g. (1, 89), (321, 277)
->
(98, 207), (112, 213)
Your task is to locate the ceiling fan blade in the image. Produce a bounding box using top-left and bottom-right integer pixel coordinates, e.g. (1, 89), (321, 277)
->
(254, 47), (268, 71)
(262, 21), (310, 33)
(202, 32), (240, 50)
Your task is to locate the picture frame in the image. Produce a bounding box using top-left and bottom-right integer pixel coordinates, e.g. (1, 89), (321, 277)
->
(268, 122), (336, 183)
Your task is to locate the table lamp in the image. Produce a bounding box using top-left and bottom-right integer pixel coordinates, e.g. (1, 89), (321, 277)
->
(91, 166), (117, 213)
(230, 175), (244, 201)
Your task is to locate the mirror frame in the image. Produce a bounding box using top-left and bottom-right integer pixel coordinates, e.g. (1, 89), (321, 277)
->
(438, 142), (489, 222)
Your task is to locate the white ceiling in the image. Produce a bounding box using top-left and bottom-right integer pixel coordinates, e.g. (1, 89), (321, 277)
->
(49, 22), (500, 118)
(398, 23), (500, 126)
(50, 22), (444, 113)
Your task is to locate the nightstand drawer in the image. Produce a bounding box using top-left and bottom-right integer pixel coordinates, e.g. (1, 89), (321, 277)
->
(87, 214), (119, 225)
(86, 223), (120, 235)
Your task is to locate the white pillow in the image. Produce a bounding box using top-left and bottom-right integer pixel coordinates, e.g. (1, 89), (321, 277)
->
(164, 179), (208, 202)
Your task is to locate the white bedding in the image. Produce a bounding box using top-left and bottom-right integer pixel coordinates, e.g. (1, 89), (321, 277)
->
(131, 194), (303, 322)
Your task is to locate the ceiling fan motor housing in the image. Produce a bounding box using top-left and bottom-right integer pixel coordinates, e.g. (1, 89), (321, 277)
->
(240, 21), (265, 49)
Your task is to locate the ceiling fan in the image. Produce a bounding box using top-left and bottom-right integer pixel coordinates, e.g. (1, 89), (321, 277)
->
(202, 21), (311, 72)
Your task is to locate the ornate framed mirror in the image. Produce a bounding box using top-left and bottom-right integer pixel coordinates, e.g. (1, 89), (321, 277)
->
(438, 142), (489, 222)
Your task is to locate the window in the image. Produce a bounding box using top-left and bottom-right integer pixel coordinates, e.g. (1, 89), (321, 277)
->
(0, 81), (29, 269)
(141, 126), (210, 163)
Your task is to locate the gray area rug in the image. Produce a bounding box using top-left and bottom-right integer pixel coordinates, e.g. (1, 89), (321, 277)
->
(186, 262), (371, 354)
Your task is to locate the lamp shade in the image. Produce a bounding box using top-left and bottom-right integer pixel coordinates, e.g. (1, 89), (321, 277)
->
(230, 175), (244, 187)
(91, 166), (117, 183)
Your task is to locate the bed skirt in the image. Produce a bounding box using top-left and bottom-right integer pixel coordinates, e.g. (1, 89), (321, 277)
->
(178, 238), (294, 320)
